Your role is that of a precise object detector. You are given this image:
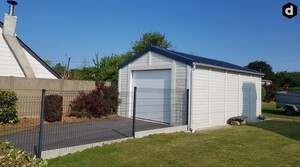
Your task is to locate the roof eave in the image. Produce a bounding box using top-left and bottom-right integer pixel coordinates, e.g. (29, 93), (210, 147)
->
(193, 62), (264, 76)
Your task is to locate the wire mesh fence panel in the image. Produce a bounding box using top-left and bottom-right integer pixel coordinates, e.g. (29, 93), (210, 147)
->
(1, 87), (189, 156)
(136, 88), (172, 124)
(0, 96), (42, 154)
(119, 88), (189, 132)
(136, 88), (188, 127)
(40, 90), (133, 151)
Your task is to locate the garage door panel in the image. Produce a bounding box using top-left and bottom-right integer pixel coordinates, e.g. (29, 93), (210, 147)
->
(133, 70), (171, 123)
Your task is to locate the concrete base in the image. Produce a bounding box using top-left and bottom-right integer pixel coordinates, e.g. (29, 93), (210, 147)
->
(41, 125), (188, 159)
(192, 124), (232, 132)
(135, 125), (188, 138)
(247, 118), (268, 123)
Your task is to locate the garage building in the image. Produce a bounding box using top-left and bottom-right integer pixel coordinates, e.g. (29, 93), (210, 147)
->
(118, 46), (263, 130)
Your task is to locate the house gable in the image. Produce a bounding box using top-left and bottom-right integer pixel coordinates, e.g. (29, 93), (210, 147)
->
(0, 22), (61, 79)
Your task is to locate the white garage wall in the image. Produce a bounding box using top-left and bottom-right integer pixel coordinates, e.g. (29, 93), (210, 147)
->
(118, 51), (188, 125)
(191, 67), (209, 128)
(191, 66), (261, 129)
(174, 62), (187, 125)
(252, 76), (262, 118)
(118, 65), (129, 117)
(151, 52), (173, 65)
(240, 75), (251, 118)
(210, 69), (226, 126)
(227, 72), (240, 118)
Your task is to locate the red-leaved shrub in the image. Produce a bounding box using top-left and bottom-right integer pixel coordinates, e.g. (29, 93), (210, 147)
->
(69, 82), (120, 118)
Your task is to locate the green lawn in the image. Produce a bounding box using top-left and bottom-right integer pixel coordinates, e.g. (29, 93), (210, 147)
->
(48, 103), (300, 167)
(262, 102), (300, 121)
(289, 87), (300, 92)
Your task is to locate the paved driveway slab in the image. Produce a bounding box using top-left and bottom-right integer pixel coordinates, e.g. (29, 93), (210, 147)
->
(0, 117), (168, 154)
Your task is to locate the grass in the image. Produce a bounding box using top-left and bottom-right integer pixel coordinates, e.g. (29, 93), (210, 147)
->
(48, 103), (300, 167)
(262, 102), (300, 121)
(289, 87), (300, 92)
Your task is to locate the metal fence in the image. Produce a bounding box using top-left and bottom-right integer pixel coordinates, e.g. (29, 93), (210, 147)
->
(0, 87), (189, 158)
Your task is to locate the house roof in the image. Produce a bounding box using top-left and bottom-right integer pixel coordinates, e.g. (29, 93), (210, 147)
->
(119, 46), (264, 76)
(0, 22), (61, 79)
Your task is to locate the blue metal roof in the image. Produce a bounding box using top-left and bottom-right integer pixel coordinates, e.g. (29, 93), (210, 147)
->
(118, 46), (263, 75)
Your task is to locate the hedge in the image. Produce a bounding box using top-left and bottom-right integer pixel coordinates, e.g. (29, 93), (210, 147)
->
(0, 90), (18, 124)
(44, 94), (63, 122)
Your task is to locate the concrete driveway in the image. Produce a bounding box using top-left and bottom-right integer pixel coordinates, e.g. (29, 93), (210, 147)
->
(0, 117), (168, 154)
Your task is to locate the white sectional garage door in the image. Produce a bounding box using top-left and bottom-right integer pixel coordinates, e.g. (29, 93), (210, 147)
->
(133, 70), (171, 123)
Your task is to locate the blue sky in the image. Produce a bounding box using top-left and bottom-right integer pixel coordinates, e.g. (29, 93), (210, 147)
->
(0, 0), (299, 72)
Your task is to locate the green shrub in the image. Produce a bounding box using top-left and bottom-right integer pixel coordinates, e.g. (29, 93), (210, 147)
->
(262, 84), (279, 102)
(44, 94), (63, 122)
(69, 82), (120, 118)
(0, 90), (18, 124)
(0, 141), (47, 167)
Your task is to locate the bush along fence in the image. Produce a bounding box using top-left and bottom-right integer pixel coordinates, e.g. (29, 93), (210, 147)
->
(0, 85), (189, 159)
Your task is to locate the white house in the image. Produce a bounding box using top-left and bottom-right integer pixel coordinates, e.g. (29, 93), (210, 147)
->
(118, 46), (263, 130)
(0, 1), (60, 79)
(262, 79), (272, 86)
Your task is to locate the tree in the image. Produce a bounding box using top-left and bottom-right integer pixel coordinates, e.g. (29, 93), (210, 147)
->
(283, 76), (293, 89)
(80, 56), (90, 68)
(97, 52), (133, 82)
(70, 31), (173, 82)
(70, 52), (133, 82)
(52, 63), (66, 76)
(262, 84), (277, 102)
(245, 61), (274, 80)
(44, 59), (53, 66)
(69, 67), (101, 81)
(273, 71), (300, 88)
(92, 53), (101, 68)
(131, 32), (172, 53)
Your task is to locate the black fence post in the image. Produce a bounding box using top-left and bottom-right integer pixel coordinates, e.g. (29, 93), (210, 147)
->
(186, 89), (189, 125)
(132, 87), (137, 138)
(37, 89), (46, 158)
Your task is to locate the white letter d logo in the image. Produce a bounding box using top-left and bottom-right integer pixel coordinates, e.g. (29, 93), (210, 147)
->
(285, 5), (294, 15)
(282, 2), (297, 19)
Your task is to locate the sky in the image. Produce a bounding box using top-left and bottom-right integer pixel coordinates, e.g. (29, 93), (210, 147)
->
(0, 0), (299, 72)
